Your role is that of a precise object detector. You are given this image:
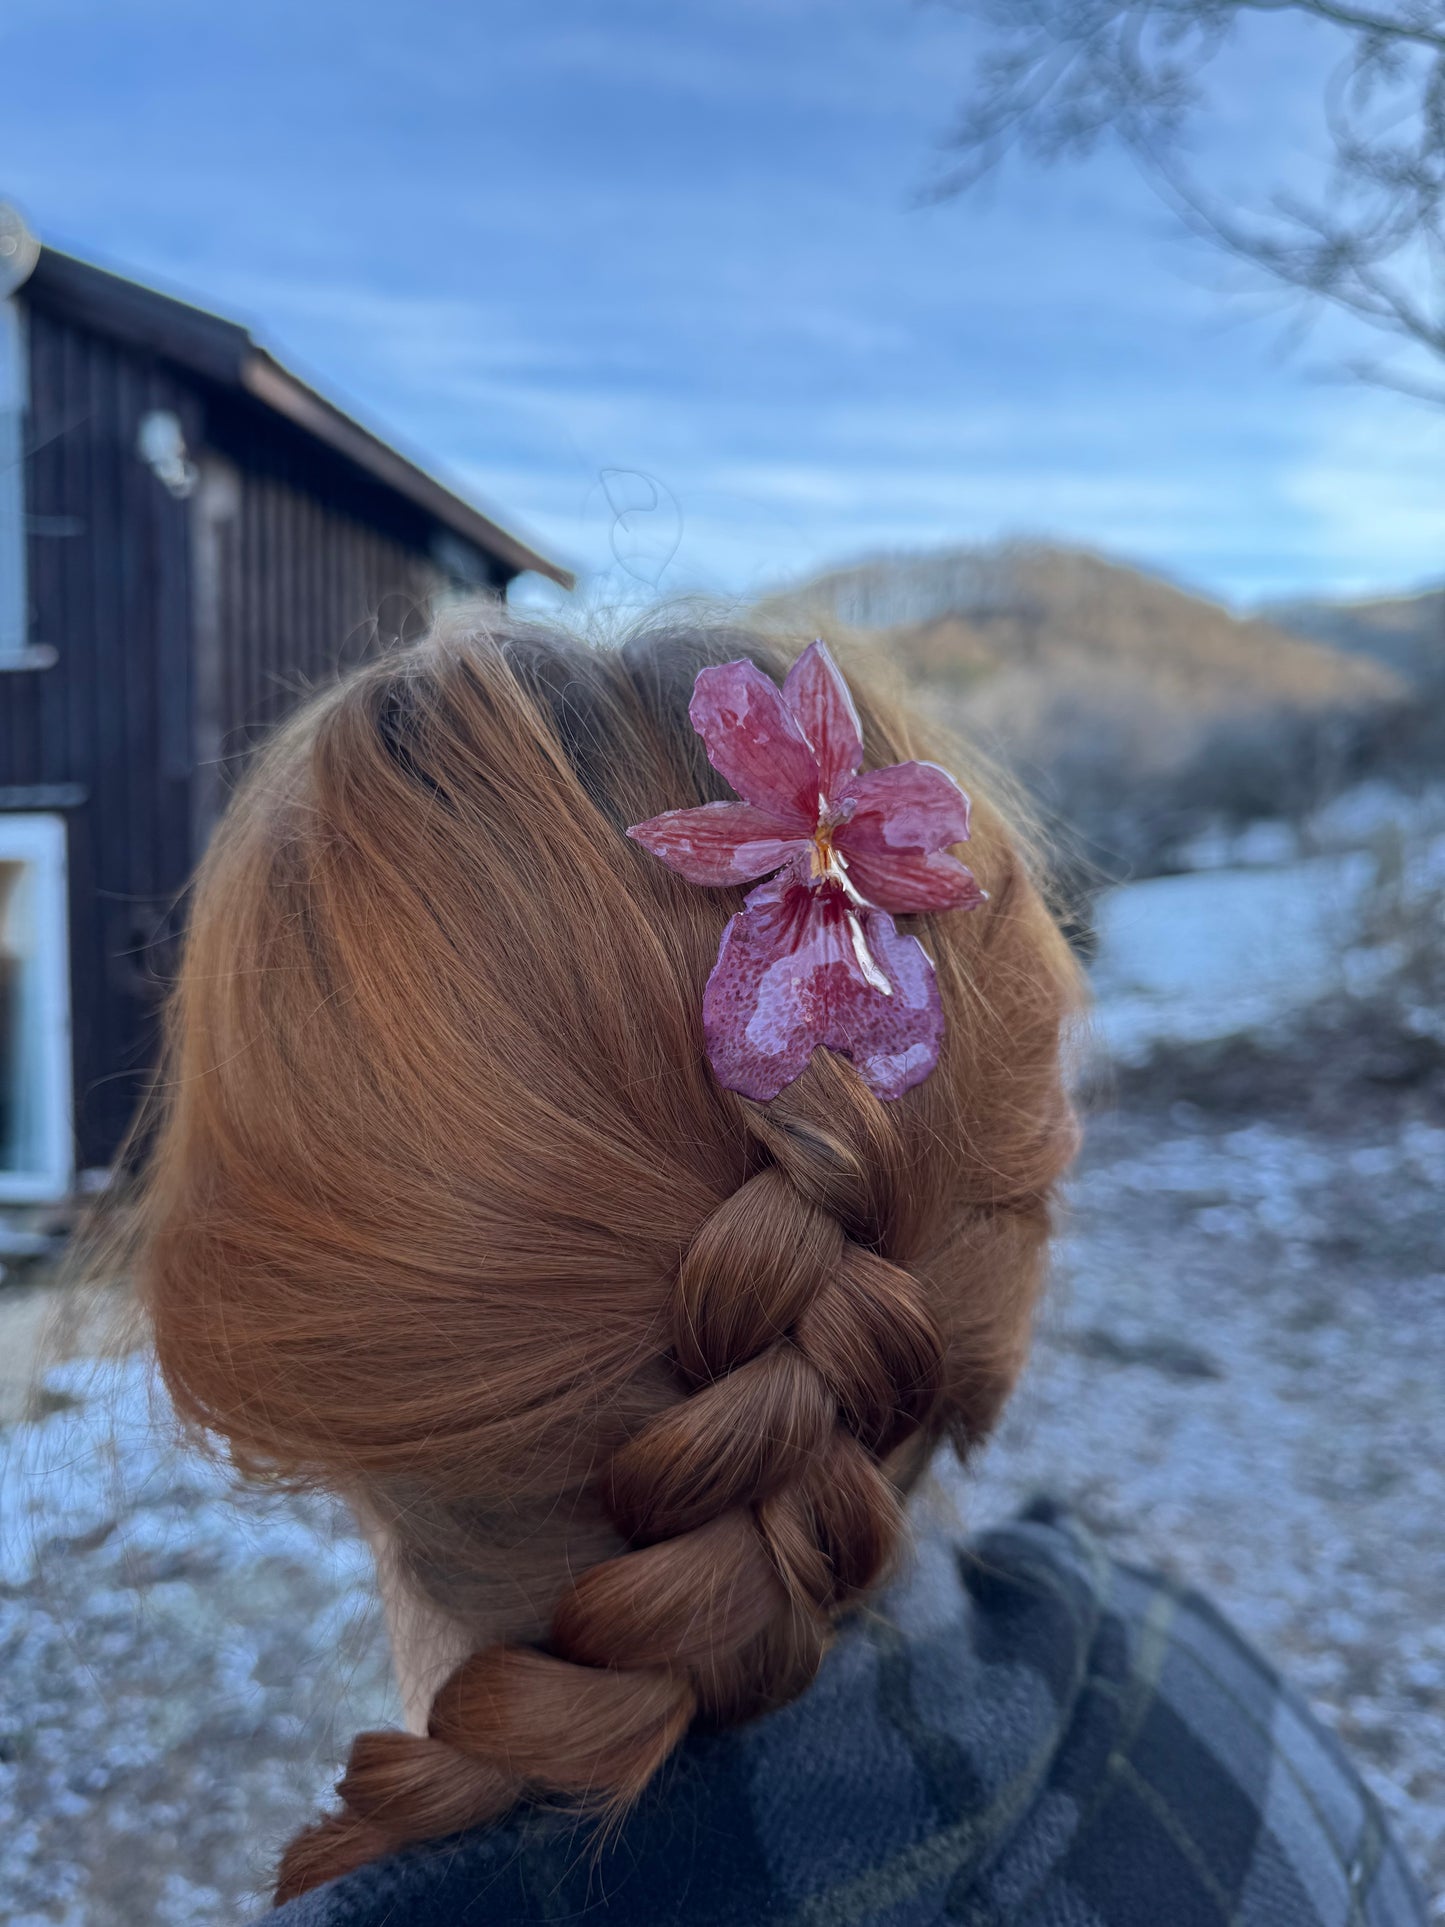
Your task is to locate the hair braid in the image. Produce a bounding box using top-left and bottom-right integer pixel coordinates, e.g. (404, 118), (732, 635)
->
(276, 1650), (696, 1901)
(585, 1159), (946, 1704)
(130, 615), (1083, 1905)
(277, 1149), (946, 1900)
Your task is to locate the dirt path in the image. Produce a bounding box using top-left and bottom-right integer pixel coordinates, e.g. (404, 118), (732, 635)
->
(2, 1098), (1441, 1922)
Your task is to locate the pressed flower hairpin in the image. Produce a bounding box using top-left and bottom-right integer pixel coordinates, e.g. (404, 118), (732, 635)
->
(627, 641), (985, 1103)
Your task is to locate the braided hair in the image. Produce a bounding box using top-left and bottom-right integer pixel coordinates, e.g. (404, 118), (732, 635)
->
(133, 613), (1083, 1903)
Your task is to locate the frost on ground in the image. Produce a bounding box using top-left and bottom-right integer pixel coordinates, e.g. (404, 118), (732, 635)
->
(961, 1106), (1445, 1914)
(2, 779), (1442, 1921)
(0, 1358), (399, 1924)
(3, 1098), (1440, 1922)
(1090, 782), (1445, 1067)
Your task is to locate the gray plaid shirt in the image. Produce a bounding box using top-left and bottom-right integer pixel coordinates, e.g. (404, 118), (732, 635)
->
(268, 1499), (1427, 1925)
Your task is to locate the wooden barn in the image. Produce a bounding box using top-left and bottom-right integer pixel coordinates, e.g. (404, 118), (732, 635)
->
(0, 203), (571, 1205)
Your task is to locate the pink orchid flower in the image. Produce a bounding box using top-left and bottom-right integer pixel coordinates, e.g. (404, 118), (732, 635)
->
(627, 640), (985, 1102)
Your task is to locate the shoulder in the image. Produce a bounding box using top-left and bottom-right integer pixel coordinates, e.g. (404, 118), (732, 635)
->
(960, 1499), (1428, 1927)
(254, 1502), (1426, 1927)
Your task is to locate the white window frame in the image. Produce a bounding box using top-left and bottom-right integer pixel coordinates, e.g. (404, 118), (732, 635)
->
(0, 813), (73, 1203)
(0, 291), (27, 660)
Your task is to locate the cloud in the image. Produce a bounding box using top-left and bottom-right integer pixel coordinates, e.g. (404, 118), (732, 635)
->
(1281, 397), (1445, 596)
(4, 0), (1440, 608)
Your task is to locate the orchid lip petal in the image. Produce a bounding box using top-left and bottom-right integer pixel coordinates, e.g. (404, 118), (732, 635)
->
(702, 885), (942, 1102)
(846, 909), (892, 995)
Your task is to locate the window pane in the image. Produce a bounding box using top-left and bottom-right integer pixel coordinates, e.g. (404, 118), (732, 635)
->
(0, 817), (72, 1201)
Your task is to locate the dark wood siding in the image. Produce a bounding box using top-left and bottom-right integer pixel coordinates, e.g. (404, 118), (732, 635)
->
(4, 300), (198, 1169)
(193, 393), (453, 834)
(2, 294), (500, 1175)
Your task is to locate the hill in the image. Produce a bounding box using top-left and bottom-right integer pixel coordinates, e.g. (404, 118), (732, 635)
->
(762, 543), (1405, 876)
(1260, 586), (1444, 685)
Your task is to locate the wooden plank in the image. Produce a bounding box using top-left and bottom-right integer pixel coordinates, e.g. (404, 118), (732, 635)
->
(188, 454), (237, 849)
(0, 784), (87, 808)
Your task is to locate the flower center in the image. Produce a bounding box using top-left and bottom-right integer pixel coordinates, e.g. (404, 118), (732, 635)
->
(809, 823), (868, 909)
(809, 823), (837, 880)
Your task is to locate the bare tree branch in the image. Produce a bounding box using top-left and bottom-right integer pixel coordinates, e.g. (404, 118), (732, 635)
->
(1237, 0), (1443, 49)
(932, 0), (1445, 398)
(1337, 354), (1445, 397)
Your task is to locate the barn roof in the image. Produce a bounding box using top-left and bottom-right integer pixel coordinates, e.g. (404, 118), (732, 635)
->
(16, 235), (574, 589)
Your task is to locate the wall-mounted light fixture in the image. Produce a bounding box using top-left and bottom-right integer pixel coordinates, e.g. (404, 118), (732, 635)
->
(137, 409), (198, 500)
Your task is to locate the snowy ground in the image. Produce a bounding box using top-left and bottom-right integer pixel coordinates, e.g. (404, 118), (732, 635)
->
(1, 779), (1441, 1923)
(4, 1095), (1439, 1922)
(963, 1105), (1445, 1913)
(1090, 782), (1445, 1066)
(0, 1350), (398, 1925)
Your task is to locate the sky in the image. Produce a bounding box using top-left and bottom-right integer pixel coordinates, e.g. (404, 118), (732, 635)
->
(1, 0), (1441, 610)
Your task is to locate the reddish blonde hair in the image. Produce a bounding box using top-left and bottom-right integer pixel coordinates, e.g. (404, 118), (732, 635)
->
(133, 613), (1082, 1903)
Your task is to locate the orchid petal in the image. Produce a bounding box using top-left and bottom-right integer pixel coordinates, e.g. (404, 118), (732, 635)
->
(689, 660), (821, 826)
(626, 803), (811, 887)
(702, 889), (856, 1102)
(821, 910), (945, 1101)
(838, 847), (987, 916)
(702, 888), (944, 1103)
(836, 762), (971, 856)
(782, 640), (864, 797)
(741, 856), (812, 912)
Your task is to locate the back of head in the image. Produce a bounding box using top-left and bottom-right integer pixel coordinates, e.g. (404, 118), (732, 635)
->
(133, 611), (1083, 1902)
